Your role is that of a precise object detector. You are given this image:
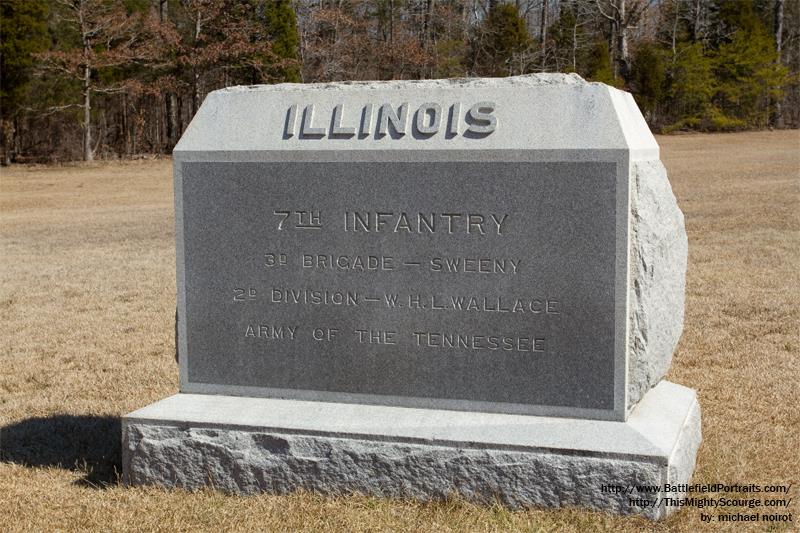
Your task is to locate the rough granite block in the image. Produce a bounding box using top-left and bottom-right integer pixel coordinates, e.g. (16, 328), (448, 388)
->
(628, 159), (688, 408)
(123, 381), (701, 519)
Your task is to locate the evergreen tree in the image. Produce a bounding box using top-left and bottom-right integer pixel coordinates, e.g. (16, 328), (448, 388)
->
(473, 3), (532, 76)
(653, 0), (789, 131)
(631, 42), (667, 123)
(665, 43), (715, 130)
(712, 6), (789, 128)
(549, 6), (583, 73)
(586, 39), (620, 87)
(0, 0), (48, 164)
(261, 0), (301, 82)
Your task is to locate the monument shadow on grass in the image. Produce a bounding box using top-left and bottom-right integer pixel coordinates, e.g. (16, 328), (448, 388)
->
(0, 414), (121, 488)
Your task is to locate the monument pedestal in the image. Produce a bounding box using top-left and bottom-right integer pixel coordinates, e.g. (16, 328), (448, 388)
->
(123, 381), (700, 519)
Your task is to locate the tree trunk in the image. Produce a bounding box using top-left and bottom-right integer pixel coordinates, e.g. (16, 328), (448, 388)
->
(389, 0), (395, 45)
(1, 128), (9, 166)
(572, 23), (577, 71)
(540, 0), (548, 71)
(774, 0), (785, 127)
(12, 116), (19, 163)
(423, 0), (433, 47)
(77, 0), (94, 162)
(177, 95), (184, 139)
(671, 0), (679, 61)
(192, 9), (202, 116)
(692, 0), (701, 42)
(166, 92), (179, 151)
(122, 92), (130, 156)
(83, 63), (93, 162)
(1, 119), (12, 166)
(193, 72), (201, 115)
(609, 18), (618, 78)
(154, 95), (161, 151)
(616, 0), (628, 80)
(775, 1), (784, 55)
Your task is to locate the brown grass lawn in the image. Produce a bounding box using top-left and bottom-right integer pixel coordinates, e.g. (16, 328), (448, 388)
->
(1, 131), (798, 532)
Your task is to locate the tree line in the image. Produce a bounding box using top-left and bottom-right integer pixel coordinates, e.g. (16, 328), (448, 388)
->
(1, 0), (797, 163)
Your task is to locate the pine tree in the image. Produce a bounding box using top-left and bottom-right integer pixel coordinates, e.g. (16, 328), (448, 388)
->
(0, 0), (48, 164)
(714, 31), (789, 129)
(262, 0), (301, 83)
(665, 43), (715, 130)
(473, 3), (532, 76)
(631, 42), (667, 124)
(712, 5), (789, 128)
(585, 39), (620, 87)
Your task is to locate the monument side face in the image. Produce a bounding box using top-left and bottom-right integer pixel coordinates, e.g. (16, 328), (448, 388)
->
(173, 75), (684, 421)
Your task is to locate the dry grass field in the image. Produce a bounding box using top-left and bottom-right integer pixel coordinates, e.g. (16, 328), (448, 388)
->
(1, 131), (798, 532)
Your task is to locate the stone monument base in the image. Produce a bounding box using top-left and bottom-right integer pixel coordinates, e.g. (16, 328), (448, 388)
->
(122, 381), (700, 519)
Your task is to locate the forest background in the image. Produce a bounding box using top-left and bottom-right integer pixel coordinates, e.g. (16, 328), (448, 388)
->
(1, 0), (797, 163)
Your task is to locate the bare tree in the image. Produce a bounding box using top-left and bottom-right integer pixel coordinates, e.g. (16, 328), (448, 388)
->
(38, 0), (165, 161)
(595, 0), (654, 80)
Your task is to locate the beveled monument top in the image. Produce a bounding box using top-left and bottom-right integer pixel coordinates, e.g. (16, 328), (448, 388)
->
(174, 74), (657, 158)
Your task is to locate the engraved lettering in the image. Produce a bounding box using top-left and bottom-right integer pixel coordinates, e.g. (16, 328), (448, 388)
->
(312, 328), (339, 341)
(285, 101), (497, 140)
(295, 210), (321, 228)
(415, 103), (441, 135)
(359, 103), (374, 137)
(466, 101), (497, 134)
(394, 212), (412, 232)
(377, 103), (409, 137)
(376, 212), (392, 231)
(491, 214), (509, 233)
(355, 329), (397, 345)
(343, 211), (507, 235)
(354, 211), (370, 231)
(447, 102), (461, 136)
(274, 210), (290, 230)
(275, 210), (322, 230)
(244, 324), (297, 340)
(418, 212), (435, 233)
(284, 104), (298, 137)
(233, 288), (257, 301)
(300, 104), (326, 137)
(330, 103), (356, 138)
(301, 254), (396, 271)
(271, 287), (359, 306)
(413, 331), (544, 352)
(428, 257), (519, 274)
(264, 253), (287, 267)
(442, 213), (461, 233)
(468, 214), (485, 234)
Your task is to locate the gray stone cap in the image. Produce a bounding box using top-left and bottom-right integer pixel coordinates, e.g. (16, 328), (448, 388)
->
(174, 74), (658, 160)
(217, 73), (588, 92)
(125, 381), (696, 464)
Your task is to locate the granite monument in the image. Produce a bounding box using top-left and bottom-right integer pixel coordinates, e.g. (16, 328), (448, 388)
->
(123, 74), (700, 519)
